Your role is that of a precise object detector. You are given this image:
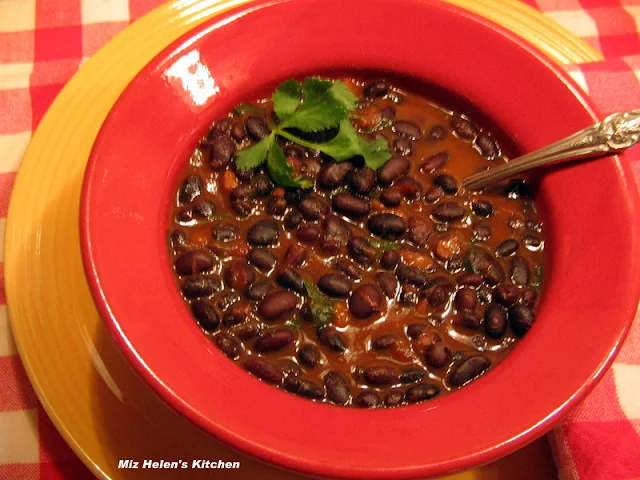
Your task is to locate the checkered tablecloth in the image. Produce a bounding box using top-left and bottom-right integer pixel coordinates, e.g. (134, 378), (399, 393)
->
(1, 0), (639, 479)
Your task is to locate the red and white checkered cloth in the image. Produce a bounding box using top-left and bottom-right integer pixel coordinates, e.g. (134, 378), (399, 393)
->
(1, 0), (639, 479)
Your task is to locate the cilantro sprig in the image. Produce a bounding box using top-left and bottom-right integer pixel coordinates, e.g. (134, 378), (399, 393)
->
(235, 78), (392, 188)
(302, 278), (336, 328)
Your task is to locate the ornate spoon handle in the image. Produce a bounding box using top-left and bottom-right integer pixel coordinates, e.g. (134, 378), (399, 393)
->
(461, 110), (640, 190)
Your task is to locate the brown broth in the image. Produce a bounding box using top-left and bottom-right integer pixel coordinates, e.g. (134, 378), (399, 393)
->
(168, 77), (544, 408)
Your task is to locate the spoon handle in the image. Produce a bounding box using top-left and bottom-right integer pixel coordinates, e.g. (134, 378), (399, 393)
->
(461, 110), (640, 190)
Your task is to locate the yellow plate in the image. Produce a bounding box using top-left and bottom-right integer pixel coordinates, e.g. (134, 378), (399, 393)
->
(5, 0), (601, 478)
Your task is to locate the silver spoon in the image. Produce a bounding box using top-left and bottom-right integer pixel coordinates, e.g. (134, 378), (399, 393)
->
(461, 110), (640, 190)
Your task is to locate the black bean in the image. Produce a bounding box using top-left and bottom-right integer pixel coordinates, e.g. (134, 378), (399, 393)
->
(209, 117), (233, 138)
(400, 368), (426, 384)
(368, 213), (407, 240)
(248, 248), (277, 272)
(284, 377), (325, 400)
(432, 202), (465, 221)
(254, 328), (294, 353)
(250, 174), (273, 197)
(521, 287), (537, 306)
(377, 157), (410, 186)
(276, 268), (305, 293)
(434, 174), (458, 194)
(406, 383), (440, 403)
(234, 321), (260, 340)
(471, 200), (494, 217)
(192, 300), (220, 331)
(505, 178), (533, 199)
(317, 162), (353, 190)
(245, 279), (272, 301)
(485, 303), (507, 338)
(296, 224), (321, 243)
(285, 188), (305, 205)
(178, 175), (203, 204)
(350, 167), (376, 194)
(284, 144), (305, 159)
(349, 284), (383, 319)
(511, 256), (530, 286)
(478, 285), (492, 304)
(364, 366), (399, 386)
(354, 391), (381, 408)
(335, 258), (362, 280)
(421, 151), (449, 173)
(509, 304), (535, 336)
(376, 272), (398, 298)
(266, 197), (287, 216)
(380, 250), (400, 270)
(244, 358), (283, 384)
(246, 115), (270, 140)
(170, 229), (187, 248)
(230, 184), (253, 201)
(371, 334), (396, 350)
(427, 125), (446, 142)
(449, 356), (491, 387)
(333, 192), (371, 219)
(494, 284), (520, 307)
(298, 344), (322, 368)
(247, 219), (279, 246)
(192, 198), (217, 219)
(222, 301), (251, 326)
(284, 210), (303, 230)
(427, 286), (449, 307)
(423, 186), (443, 203)
(363, 80), (390, 98)
(279, 359), (302, 378)
(322, 214), (351, 254)
(318, 326), (347, 352)
(393, 120), (421, 140)
(385, 389), (406, 407)
(399, 287), (420, 305)
(348, 236), (376, 265)
(181, 276), (222, 298)
(231, 198), (251, 217)
(231, 119), (246, 141)
(233, 164), (254, 182)
(455, 287), (477, 311)
(259, 291), (298, 320)
(215, 333), (242, 359)
(475, 134), (500, 160)
(316, 273), (351, 298)
(496, 239), (520, 257)
(425, 342), (452, 368)
(224, 260), (256, 290)
(380, 187), (403, 207)
(467, 246), (496, 275)
(394, 177), (422, 200)
(523, 235), (542, 248)
(459, 312), (483, 329)
(473, 223), (492, 240)
(324, 371), (351, 405)
(407, 217), (431, 246)
(213, 290), (240, 312)
(450, 115), (479, 140)
(299, 192), (329, 220)
(396, 265), (428, 287)
(210, 137), (236, 169)
(393, 137), (413, 156)
(212, 223), (238, 242)
(174, 251), (214, 276)
(457, 273), (483, 286)
(284, 244), (307, 267)
(407, 323), (428, 339)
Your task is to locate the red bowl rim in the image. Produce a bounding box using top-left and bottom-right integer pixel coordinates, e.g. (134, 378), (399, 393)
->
(80, 0), (640, 478)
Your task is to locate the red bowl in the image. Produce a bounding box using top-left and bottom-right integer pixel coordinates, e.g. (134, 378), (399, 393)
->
(80, 0), (640, 478)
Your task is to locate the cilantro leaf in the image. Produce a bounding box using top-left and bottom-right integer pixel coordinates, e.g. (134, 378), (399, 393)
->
(235, 133), (274, 171)
(279, 78), (347, 132)
(272, 79), (302, 121)
(329, 81), (358, 111)
(266, 142), (313, 189)
(283, 318), (301, 332)
(530, 265), (543, 291)
(367, 236), (397, 252)
(303, 278), (336, 328)
(233, 103), (262, 116)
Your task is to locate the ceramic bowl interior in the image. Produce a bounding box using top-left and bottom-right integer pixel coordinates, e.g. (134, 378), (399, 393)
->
(80, 0), (640, 478)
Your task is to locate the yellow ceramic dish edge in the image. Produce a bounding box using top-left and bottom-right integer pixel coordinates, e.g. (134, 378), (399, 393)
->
(4, 0), (601, 478)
